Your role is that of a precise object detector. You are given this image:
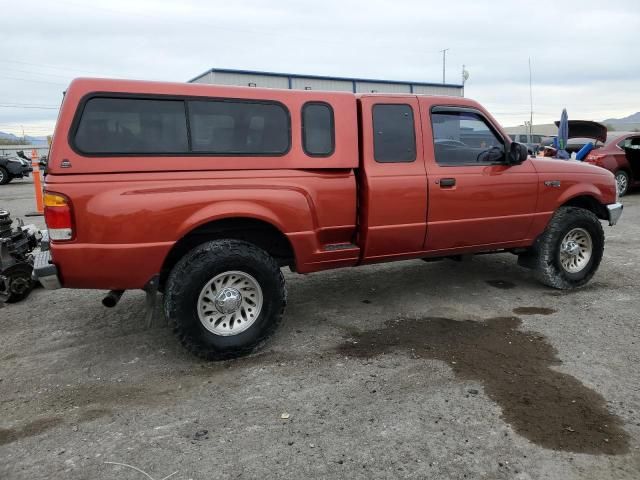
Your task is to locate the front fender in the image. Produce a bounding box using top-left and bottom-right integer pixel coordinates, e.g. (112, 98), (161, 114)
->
(556, 182), (608, 206)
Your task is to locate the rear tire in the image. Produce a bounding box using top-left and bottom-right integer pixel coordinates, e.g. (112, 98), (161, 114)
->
(0, 167), (11, 185)
(164, 239), (286, 360)
(615, 170), (629, 197)
(532, 207), (604, 289)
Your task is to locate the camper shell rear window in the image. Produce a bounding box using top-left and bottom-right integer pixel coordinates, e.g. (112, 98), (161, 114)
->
(72, 95), (291, 156)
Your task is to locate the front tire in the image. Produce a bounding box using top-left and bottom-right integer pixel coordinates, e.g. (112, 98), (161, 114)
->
(164, 239), (286, 360)
(615, 170), (629, 197)
(532, 207), (604, 289)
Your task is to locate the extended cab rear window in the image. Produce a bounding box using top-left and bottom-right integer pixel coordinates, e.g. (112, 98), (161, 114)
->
(372, 104), (416, 163)
(74, 97), (188, 154)
(72, 96), (291, 156)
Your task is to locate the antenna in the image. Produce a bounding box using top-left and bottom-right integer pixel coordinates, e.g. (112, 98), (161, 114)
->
(441, 48), (449, 84)
(529, 57), (533, 140)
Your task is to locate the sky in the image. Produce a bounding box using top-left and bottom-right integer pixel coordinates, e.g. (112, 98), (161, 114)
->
(0, 0), (638, 136)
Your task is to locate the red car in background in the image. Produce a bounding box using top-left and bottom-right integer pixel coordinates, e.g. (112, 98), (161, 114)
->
(585, 132), (640, 196)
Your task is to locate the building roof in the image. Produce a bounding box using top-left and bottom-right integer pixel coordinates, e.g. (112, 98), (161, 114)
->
(503, 124), (559, 136)
(188, 68), (463, 89)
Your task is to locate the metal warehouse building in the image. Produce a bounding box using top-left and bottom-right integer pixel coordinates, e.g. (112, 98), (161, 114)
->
(188, 68), (463, 96)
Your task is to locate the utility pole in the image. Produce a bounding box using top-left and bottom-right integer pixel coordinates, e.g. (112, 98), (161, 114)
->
(441, 48), (449, 84)
(528, 57), (533, 142)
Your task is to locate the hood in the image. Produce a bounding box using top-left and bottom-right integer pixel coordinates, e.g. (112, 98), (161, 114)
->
(530, 156), (612, 176)
(553, 120), (607, 143)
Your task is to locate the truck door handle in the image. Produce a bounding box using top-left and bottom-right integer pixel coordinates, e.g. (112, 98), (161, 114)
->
(440, 178), (456, 188)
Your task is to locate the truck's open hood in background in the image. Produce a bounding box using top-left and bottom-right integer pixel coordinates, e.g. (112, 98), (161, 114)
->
(554, 120), (607, 143)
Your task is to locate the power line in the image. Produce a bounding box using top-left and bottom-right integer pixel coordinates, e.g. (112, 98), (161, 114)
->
(0, 67), (78, 80)
(0, 75), (68, 86)
(0, 104), (60, 109)
(0, 122), (49, 125)
(0, 59), (119, 77)
(0, 102), (60, 107)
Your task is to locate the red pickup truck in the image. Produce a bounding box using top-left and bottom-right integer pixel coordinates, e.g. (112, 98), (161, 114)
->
(35, 78), (622, 359)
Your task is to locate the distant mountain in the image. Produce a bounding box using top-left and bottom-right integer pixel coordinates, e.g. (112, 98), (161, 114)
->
(602, 112), (640, 131)
(25, 135), (48, 145)
(0, 131), (19, 141)
(0, 131), (48, 145)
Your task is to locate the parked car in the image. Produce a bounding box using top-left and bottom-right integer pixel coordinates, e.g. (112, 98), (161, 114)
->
(34, 78), (622, 360)
(0, 154), (32, 185)
(584, 132), (640, 196)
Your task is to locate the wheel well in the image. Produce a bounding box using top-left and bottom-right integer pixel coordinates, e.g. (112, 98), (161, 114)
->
(160, 218), (294, 288)
(561, 195), (608, 220)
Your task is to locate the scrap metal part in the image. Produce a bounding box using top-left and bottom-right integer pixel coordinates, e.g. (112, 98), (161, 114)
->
(0, 209), (39, 303)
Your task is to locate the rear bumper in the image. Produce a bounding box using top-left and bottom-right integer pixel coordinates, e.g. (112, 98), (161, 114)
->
(606, 202), (623, 226)
(48, 241), (172, 289)
(32, 250), (62, 289)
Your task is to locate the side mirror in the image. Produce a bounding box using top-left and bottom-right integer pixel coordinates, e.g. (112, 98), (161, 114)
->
(508, 142), (529, 165)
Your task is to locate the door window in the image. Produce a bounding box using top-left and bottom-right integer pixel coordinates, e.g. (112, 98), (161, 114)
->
(619, 137), (640, 149)
(431, 110), (505, 165)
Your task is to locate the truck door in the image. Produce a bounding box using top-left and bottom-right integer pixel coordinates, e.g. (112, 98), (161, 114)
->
(421, 103), (538, 251)
(621, 136), (640, 182)
(358, 96), (428, 261)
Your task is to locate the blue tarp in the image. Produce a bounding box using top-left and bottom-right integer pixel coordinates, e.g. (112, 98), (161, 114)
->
(556, 109), (570, 159)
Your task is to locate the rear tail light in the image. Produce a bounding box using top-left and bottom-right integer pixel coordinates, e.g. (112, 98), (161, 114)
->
(44, 191), (74, 241)
(585, 153), (605, 164)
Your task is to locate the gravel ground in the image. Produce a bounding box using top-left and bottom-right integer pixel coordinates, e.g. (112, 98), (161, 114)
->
(1, 177), (639, 479)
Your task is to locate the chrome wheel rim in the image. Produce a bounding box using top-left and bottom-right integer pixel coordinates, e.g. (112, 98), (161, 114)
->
(197, 270), (263, 336)
(616, 172), (628, 195)
(0, 169), (4, 183)
(559, 228), (592, 273)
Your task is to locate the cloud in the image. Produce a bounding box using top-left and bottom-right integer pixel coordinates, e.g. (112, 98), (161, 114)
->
(0, 0), (636, 134)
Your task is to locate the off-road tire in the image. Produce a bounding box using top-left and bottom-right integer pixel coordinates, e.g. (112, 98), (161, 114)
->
(615, 170), (629, 197)
(532, 206), (604, 289)
(0, 167), (11, 185)
(164, 239), (286, 360)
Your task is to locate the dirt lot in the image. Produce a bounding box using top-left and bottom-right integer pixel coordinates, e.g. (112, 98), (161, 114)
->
(1, 177), (640, 479)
